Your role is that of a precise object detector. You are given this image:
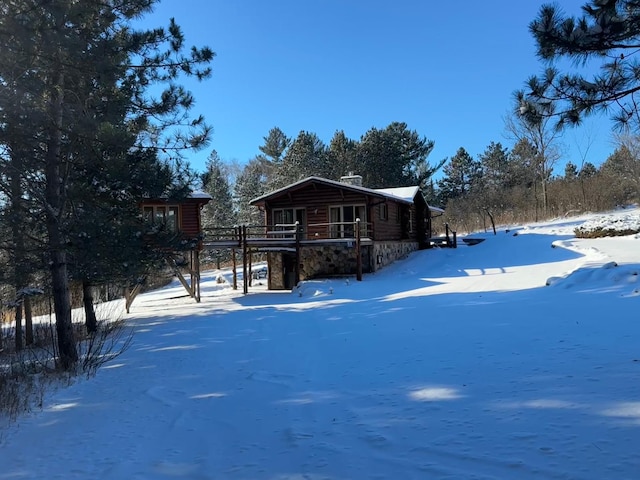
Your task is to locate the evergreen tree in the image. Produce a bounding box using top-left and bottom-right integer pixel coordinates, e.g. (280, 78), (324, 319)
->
(600, 140), (640, 201)
(235, 156), (270, 225)
(201, 150), (235, 230)
(565, 161), (579, 180)
(0, 0), (213, 369)
(478, 142), (511, 190)
(438, 147), (481, 203)
(327, 130), (358, 180)
(508, 138), (539, 189)
(357, 122), (438, 188)
(522, 1), (640, 130)
(269, 131), (327, 189)
(259, 127), (291, 163)
(473, 142), (512, 217)
(579, 162), (597, 179)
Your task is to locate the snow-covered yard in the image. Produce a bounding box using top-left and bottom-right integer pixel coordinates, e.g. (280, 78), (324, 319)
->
(1, 208), (639, 479)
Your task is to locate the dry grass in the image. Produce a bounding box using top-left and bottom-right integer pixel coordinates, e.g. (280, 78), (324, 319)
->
(1, 300), (132, 422)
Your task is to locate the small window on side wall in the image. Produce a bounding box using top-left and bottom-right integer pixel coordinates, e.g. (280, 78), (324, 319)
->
(167, 206), (179, 231)
(380, 203), (388, 221)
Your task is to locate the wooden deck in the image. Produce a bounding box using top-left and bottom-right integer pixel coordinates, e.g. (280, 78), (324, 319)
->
(201, 222), (374, 252)
(201, 222), (373, 293)
(428, 223), (457, 248)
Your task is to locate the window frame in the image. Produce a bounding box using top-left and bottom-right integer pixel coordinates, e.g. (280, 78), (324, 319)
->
(272, 207), (306, 237)
(379, 203), (388, 221)
(328, 204), (367, 238)
(143, 204), (180, 232)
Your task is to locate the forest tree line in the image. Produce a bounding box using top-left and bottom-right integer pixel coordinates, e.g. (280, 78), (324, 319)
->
(200, 125), (640, 237)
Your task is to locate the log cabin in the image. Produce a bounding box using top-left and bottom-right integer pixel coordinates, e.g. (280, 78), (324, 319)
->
(128, 191), (212, 309)
(248, 175), (441, 290)
(140, 191), (212, 242)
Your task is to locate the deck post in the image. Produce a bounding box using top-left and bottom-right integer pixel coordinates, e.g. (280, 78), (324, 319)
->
(232, 247), (237, 290)
(193, 249), (201, 302)
(242, 225), (248, 294)
(248, 245), (253, 287)
(294, 221), (301, 286)
(356, 218), (362, 281)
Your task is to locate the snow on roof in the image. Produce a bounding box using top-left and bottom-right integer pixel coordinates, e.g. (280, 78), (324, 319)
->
(250, 176), (418, 205)
(189, 190), (213, 200)
(374, 186), (420, 202)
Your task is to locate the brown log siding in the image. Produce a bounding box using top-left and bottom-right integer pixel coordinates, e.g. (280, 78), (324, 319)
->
(261, 183), (419, 242)
(180, 201), (201, 237)
(140, 198), (205, 239)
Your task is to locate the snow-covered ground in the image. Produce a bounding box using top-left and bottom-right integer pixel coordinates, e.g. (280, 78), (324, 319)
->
(1, 208), (639, 480)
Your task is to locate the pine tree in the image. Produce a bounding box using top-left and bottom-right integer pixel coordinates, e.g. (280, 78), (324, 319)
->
(565, 162), (579, 180)
(600, 140), (640, 201)
(438, 147), (481, 203)
(478, 142), (511, 190)
(327, 130), (358, 180)
(522, 0), (640, 130)
(357, 122), (438, 188)
(269, 131), (327, 189)
(201, 151), (235, 230)
(508, 139), (539, 190)
(259, 127), (291, 163)
(235, 157), (270, 225)
(0, 0), (213, 368)
(579, 162), (597, 179)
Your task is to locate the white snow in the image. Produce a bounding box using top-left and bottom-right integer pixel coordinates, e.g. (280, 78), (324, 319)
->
(1, 208), (640, 479)
(188, 190), (213, 200)
(374, 186), (419, 203)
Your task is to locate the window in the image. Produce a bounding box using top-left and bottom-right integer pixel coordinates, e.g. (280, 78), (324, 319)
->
(272, 208), (306, 237)
(143, 205), (179, 231)
(379, 203), (388, 221)
(329, 204), (367, 238)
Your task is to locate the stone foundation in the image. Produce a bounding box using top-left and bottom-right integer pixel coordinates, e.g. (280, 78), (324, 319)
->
(267, 251), (284, 290)
(299, 245), (363, 280)
(372, 241), (419, 272)
(267, 241), (419, 289)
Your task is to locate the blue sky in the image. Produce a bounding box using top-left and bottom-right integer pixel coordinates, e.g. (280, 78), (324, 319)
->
(140, 0), (616, 177)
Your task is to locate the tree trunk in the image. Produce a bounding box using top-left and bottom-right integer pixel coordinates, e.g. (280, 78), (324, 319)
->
(24, 297), (33, 346)
(45, 66), (78, 370)
(483, 208), (497, 235)
(541, 177), (548, 218)
(9, 136), (28, 351)
(83, 280), (98, 334)
(15, 303), (23, 352)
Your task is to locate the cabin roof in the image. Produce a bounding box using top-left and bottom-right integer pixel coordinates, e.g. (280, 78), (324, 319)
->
(429, 205), (445, 216)
(374, 186), (420, 203)
(189, 190), (213, 200)
(250, 176), (420, 206)
(141, 190), (212, 204)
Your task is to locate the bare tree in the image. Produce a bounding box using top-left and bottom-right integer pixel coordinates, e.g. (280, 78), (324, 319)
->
(504, 99), (563, 218)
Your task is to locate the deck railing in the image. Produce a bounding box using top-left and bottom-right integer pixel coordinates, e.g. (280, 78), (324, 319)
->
(203, 220), (372, 245)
